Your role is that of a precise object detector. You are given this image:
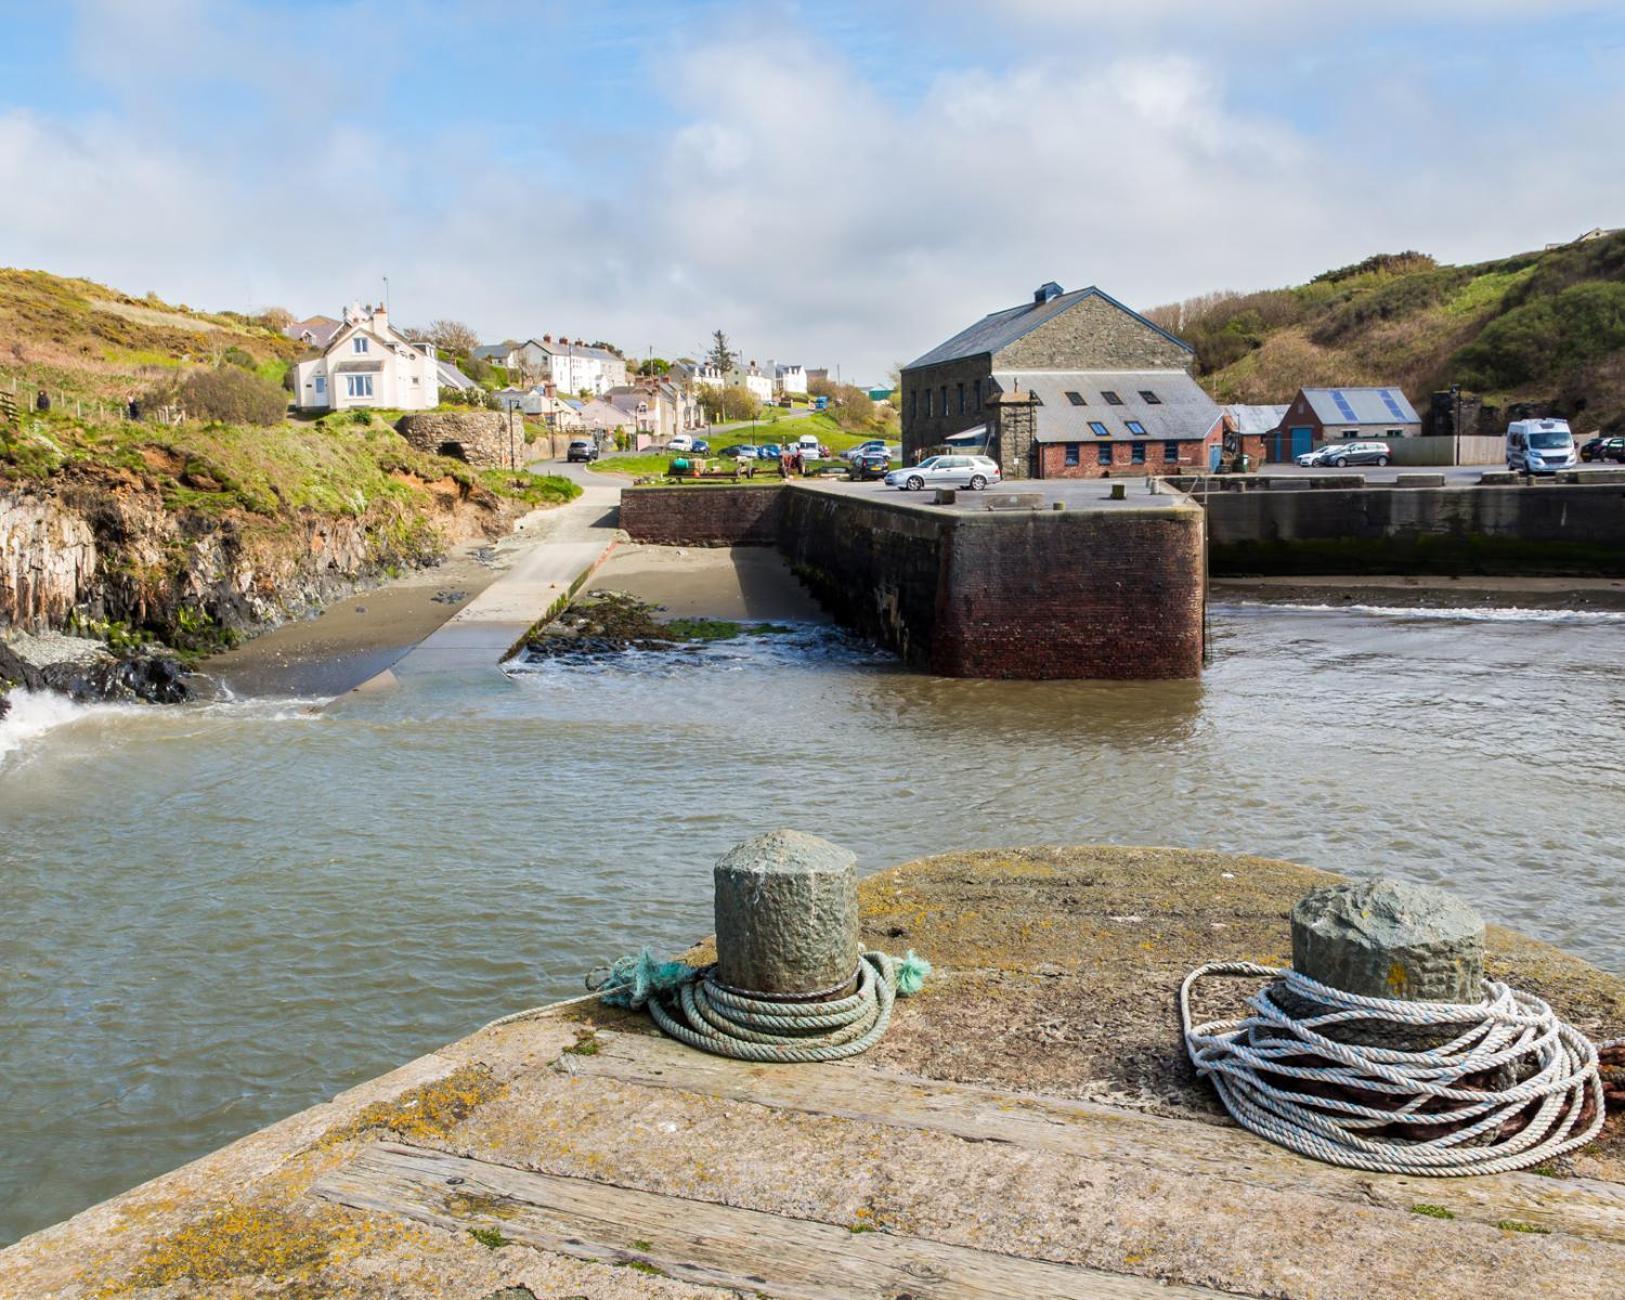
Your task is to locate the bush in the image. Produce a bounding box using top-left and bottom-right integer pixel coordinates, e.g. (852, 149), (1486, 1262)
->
(1452, 281), (1625, 390)
(147, 365), (289, 425)
(699, 384), (759, 423)
(221, 346), (256, 369)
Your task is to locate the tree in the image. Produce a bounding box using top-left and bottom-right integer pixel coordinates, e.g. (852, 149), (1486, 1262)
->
(427, 320), (481, 357)
(699, 383), (758, 423)
(637, 357), (671, 377)
(708, 330), (733, 372)
(257, 306), (295, 332)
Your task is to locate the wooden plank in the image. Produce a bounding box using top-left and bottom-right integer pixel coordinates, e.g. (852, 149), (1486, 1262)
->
(314, 1143), (1226, 1300)
(560, 1029), (1625, 1243)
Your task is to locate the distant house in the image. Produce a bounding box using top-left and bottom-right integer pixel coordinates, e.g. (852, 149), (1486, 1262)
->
(1545, 226), (1620, 250)
(436, 359), (479, 395)
(604, 381), (702, 441)
(1274, 387), (1421, 460)
(493, 385), (585, 430)
(578, 397), (629, 434)
(476, 336), (628, 395)
(902, 281), (1214, 476)
(1221, 404), (1289, 465)
(694, 357), (773, 404)
(775, 363), (808, 396)
(291, 302), (439, 413)
(284, 314), (343, 349)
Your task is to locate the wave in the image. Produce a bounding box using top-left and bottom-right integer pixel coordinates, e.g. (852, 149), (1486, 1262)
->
(0, 690), (143, 768)
(505, 622), (896, 679)
(1219, 601), (1625, 625)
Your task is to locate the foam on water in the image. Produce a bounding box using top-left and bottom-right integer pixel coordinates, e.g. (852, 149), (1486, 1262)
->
(0, 690), (141, 768)
(505, 622), (896, 681)
(1221, 601), (1625, 625)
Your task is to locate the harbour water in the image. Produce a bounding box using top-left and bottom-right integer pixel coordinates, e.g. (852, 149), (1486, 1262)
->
(1, 599), (1622, 1245)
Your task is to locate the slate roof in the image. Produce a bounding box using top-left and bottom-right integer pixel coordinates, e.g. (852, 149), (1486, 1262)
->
(1298, 387), (1420, 426)
(472, 344), (512, 362)
(436, 360), (477, 391)
(992, 370), (1221, 444)
(906, 287), (1192, 371)
(1222, 404), (1290, 435)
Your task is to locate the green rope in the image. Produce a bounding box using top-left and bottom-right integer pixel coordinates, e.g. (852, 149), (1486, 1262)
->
(592, 947), (930, 1062)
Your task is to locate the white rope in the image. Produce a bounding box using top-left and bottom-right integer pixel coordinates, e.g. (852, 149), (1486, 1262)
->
(1181, 961), (1607, 1176)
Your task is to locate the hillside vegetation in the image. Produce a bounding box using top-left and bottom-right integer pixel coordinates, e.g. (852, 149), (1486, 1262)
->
(1147, 233), (1625, 432)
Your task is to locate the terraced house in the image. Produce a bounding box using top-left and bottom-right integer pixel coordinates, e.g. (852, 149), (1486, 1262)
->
(901, 282), (1223, 478)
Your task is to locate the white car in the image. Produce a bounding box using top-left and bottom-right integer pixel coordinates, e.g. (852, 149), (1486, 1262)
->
(841, 439), (900, 462)
(884, 455), (1002, 491)
(667, 434), (694, 453)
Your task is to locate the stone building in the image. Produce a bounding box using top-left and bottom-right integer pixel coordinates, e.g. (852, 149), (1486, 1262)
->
(902, 282), (1220, 478)
(396, 410), (515, 469)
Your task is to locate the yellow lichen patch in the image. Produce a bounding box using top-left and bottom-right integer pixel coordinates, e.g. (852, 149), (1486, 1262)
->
(104, 1203), (343, 1296)
(326, 1063), (507, 1145)
(447, 1191), (520, 1220)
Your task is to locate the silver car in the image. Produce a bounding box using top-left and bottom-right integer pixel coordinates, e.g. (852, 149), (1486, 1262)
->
(884, 454), (1002, 491)
(1297, 441), (1391, 468)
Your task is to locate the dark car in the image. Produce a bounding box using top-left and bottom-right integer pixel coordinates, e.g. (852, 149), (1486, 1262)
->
(690, 439), (711, 455)
(756, 443), (783, 459)
(1581, 435), (1625, 462)
(717, 444), (756, 458)
(566, 438), (598, 463)
(847, 450), (892, 480)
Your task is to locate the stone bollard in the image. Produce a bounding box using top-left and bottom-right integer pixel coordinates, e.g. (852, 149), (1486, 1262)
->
(1287, 877), (1485, 1049)
(1109, 483), (1126, 500)
(713, 829), (859, 997)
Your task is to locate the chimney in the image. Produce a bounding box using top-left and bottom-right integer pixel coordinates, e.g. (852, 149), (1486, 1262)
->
(372, 302), (388, 333)
(1034, 281), (1063, 305)
(543, 333), (552, 343)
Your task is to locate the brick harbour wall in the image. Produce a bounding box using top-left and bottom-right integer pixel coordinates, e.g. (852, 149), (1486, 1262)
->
(1206, 484), (1625, 576)
(618, 485), (785, 546)
(779, 488), (1207, 679)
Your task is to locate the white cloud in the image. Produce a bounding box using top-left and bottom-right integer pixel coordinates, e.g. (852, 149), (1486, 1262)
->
(0, 3), (1621, 381)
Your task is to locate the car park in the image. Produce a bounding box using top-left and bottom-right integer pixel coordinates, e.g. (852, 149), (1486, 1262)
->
(566, 438), (598, 463)
(884, 454), (1002, 491)
(1297, 441), (1391, 468)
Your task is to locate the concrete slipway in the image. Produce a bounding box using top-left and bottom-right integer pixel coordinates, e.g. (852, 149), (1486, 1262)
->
(2, 846), (1621, 1298)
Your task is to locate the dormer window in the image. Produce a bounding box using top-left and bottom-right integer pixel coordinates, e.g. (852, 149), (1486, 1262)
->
(1065, 391), (1085, 406)
(1101, 390), (1124, 405)
(1139, 390), (1162, 404)
(353, 336), (369, 354)
(1125, 420), (1147, 435)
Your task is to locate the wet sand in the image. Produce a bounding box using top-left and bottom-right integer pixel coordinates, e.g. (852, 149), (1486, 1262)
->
(1214, 573), (1625, 611)
(587, 544), (829, 622)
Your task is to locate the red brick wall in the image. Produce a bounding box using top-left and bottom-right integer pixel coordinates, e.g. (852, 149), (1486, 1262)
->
(618, 485), (784, 546)
(932, 507), (1206, 679)
(1037, 435), (1213, 479)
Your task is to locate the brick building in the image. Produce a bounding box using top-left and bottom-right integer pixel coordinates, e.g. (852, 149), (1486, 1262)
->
(1268, 387), (1421, 461)
(901, 282), (1216, 477)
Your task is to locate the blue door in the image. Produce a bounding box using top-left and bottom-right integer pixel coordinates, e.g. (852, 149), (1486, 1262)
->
(1290, 426), (1313, 458)
(1209, 443), (1222, 471)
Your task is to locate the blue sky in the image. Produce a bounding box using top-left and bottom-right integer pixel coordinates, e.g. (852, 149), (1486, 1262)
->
(2, 1), (1623, 378)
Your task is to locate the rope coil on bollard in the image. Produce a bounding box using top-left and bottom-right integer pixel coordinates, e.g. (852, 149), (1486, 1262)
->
(585, 947), (930, 1063)
(1181, 961), (1608, 1176)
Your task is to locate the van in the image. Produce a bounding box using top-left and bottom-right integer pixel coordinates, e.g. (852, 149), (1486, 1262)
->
(792, 433), (823, 458)
(1507, 419), (1575, 474)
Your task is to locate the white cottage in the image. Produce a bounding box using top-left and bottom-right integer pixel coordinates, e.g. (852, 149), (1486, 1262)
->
(292, 303), (440, 412)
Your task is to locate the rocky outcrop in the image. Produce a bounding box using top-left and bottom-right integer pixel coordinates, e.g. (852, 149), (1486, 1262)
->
(0, 630), (188, 704)
(0, 493), (98, 631)
(396, 411), (513, 469)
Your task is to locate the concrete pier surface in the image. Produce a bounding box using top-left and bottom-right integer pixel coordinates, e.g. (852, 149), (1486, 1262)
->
(4, 847), (1620, 1298)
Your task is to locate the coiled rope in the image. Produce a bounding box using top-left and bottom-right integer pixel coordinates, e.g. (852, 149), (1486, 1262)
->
(1181, 961), (1608, 1176)
(583, 947), (930, 1062)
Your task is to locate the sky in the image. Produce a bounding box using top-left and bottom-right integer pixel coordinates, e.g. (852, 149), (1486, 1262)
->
(1, 1), (1623, 381)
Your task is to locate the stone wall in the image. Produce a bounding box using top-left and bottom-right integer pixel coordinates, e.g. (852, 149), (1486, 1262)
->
(618, 485), (786, 547)
(900, 357), (995, 460)
(1206, 483), (1625, 575)
(996, 294), (1193, 373)
(396, 411), (514, 469)
(779, 488), (1207, 679)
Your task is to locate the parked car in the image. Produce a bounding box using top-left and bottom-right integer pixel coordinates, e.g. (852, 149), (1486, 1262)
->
(690, 438), (711, 455)
(1580, 435), (1610, 462)
(1506, 419), (1575, 474)
(1578, 434), (1624, 462)
(717, 443), (757, 458)
(566, 438), (598, 463)
(842, 439), (900, 462)
(884, 455), (1002, 491)
(668, 433), (694, 453)
(756, 443), (783, 459)
(847, 450), (892, 480)
(1297, 441), (1391, 468)
(790, 433), (825, 459)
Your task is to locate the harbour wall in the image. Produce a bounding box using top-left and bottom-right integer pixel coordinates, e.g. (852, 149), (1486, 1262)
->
(620, 484), (1208, 680)
(1205, 483), (1625, 576)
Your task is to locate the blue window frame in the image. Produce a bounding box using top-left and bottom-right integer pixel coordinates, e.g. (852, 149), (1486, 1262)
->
(1088, 420), (1110, 437)
(1131, 442), (1146, 464)
(1064, 443), (1080, 466)
(1096, 443), (1113, 465)
(1163, 441), (1180, 461)
(353, 336), (369, 354)
(1125, 420), (1147, 435)
(345, 374), (374, 398)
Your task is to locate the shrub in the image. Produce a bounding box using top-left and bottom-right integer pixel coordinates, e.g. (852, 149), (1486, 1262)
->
(221, 346), (256, 369)
(1452, 281), (1625, 390)
(147, 365), (289, 425)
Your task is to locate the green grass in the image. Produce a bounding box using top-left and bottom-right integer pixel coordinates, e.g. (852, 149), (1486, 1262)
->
(1496, 1219), (1551, 1235)
(468, 1226), (509, 1249)
(1410, 1204), (1455, 1220)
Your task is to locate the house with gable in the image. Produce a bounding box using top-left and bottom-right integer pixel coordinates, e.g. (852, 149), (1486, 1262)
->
(901, 281), (1221, 477)
(291, 302), (440, 413)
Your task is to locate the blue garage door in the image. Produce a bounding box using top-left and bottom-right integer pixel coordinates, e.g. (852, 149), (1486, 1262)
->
(1290, 426), (1313, 458)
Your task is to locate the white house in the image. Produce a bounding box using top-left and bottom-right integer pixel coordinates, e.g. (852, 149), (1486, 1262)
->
(693, 356), (773, 403)
(775, 363), (807, 396)
(474, 335), (629, 396)
(292, 302), (439, 412)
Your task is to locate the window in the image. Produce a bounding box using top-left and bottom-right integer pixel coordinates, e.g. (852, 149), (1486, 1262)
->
(1064, 443), (1080, 466)
(1065, 391), (1085, 406)
(1096, 443), (1113, 465)
(1131, 442), (1146, 464)
(974, 378), (983, 409)
(1387, 428), (1402, 437)
(1101, 390), (1124, 405)
(1125, 420), (1147, 435)
(1139, 390), (1162, 404)
(353, 336), (369, 354)
(957, 382), (965, 415)
(314, 375), (325, 394)
(1088, 420), (1110, 437)
(940, 385), (947, 416)
(925, 389), (932, 418)
(1164, 441), (1180, 461)
(910, 390), (917, 420)
(345, 374), (374, 398)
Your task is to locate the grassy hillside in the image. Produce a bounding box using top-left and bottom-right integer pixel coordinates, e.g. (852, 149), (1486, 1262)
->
(1148, 234), (1625, 432)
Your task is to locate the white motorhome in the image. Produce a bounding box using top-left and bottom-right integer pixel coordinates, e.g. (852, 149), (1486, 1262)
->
(1506, 418), (1576, 474)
